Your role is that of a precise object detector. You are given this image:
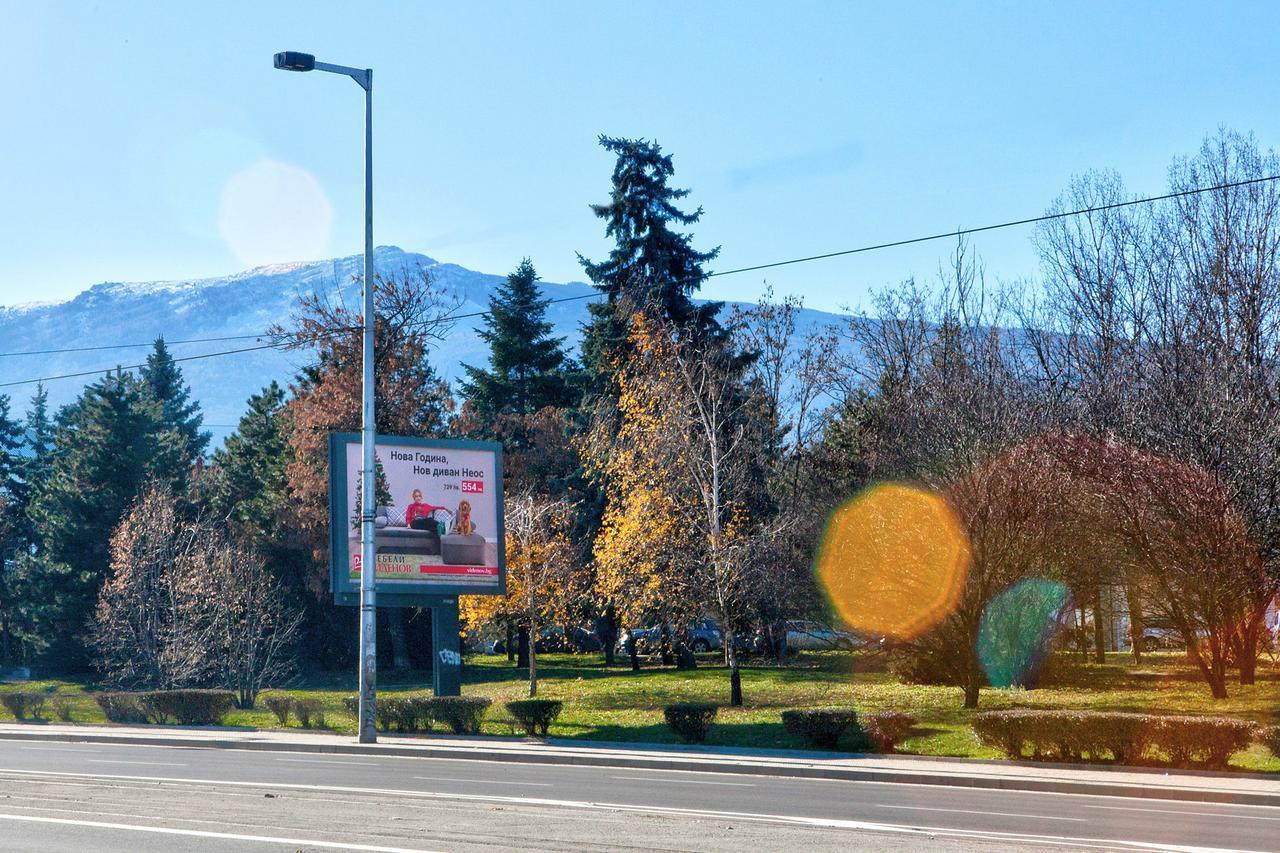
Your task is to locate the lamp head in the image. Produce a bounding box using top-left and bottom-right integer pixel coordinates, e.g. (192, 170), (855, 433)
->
(273, 51), (315, 72)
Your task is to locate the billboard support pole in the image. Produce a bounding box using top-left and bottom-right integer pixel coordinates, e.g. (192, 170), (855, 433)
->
(357, 68), (377, 745)
(432, 598), (462, 697)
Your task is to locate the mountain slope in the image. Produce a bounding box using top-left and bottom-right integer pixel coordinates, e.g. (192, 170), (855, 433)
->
(0, 247), (848, 443)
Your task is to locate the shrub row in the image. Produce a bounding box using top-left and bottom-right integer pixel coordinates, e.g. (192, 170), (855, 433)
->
(779, 708), (918, 752)
(0, 692), (46, 721)
(664, 702), (718, 743)
(972, 710), (1258, 769)
(342, 695), (493, 735)
(95, 690), (235, 726)
(262, 695), (325, 728)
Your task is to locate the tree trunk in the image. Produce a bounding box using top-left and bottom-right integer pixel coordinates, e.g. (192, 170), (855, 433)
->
(963, 677), (981, 709)
(660, 622), (674, 666)
(725, 630), (743, 706)
(1124, 580), (1143, 665)
(629, 637), (641, 672)
(1237, 610), (1264, 685)
(506, 623), (515, 664)
(388, 610), (410, 671)
(1092, 586), (1106, 664)
(1188, 636), (1229, 699)
(528, 618), (538, 698)
(600, 604), (617, 667)
(1076, 608), (1089, 660)
(516, 625), (530, 669)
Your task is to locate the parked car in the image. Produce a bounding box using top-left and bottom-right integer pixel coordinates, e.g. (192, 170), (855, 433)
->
(783, 620), (858, 651)
(619, 620), (727, 654)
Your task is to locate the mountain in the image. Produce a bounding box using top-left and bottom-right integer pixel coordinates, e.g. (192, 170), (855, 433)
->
(0, 247), (850, 445)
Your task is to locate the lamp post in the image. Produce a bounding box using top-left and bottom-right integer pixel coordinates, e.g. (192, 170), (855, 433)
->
(274, 51), (378, 744)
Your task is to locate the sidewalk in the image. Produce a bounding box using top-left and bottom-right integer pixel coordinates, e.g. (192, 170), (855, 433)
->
(2, 721), (1279, 807)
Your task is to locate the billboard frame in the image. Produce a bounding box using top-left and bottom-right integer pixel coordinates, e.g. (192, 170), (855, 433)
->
(328, 432), (506, 607)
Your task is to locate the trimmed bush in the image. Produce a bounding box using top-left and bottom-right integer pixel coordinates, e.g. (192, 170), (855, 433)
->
(52, 695), (74, 722)
(138, 690), (235, 726)
(1260, 725), (1280, 759)
(781, 708), (859, 750)
(263, 695), (293, 726)
(373, 697), (422, 732)
(1148, 716), (1257, 770)
(293, 697), (324, 729)
(95, 693), (149, 724)
(429, 696), (491, 735)
(664, 702), (717, 743)
(973, 710), (1256, 769)
(506, 699), (563, 737)
(862, 711), (917, 753)
(0, 691), (45, 721)
(342, 696), (359, 716)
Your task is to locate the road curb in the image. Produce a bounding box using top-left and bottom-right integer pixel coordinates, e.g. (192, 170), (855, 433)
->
(2, 727), (1278, 807)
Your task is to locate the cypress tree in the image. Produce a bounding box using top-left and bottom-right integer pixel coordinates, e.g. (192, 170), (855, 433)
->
(460, 258), (577, 423)
(578, 135), (724, 389)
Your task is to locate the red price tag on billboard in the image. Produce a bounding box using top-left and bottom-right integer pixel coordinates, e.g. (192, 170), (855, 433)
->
(461, 480), (484, 494)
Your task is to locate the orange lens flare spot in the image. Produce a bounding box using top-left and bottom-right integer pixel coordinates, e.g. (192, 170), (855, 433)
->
(816, 483), (971, 640)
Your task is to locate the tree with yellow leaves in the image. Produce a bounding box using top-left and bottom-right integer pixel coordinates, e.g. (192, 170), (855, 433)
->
(583, 313), (766, 704)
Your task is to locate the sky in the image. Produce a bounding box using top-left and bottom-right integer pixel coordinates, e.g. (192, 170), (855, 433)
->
(2, 1), (1280, 316)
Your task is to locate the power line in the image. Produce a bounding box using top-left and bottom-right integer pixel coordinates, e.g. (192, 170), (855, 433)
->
(0, 331), (268, 359)
(3, 171), (1277, 388)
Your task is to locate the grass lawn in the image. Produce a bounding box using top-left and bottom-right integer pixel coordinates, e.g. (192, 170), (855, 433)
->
(5, 650), (1280, 771)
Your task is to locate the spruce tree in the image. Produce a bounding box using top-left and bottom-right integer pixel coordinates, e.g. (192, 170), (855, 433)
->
(141, 337), (209, 467)
(205, 382), (289, 540)
(0, 395), (23, 541)
(460, 258), (577, 423)
(578, 136), (724, 388)
(25, 370), (180, 669)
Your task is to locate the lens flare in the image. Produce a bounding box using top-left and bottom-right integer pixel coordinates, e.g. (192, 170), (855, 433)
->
(217, 159), (333, 268)
(978, 578), (1070, 688)
(815, 483), (970, 639)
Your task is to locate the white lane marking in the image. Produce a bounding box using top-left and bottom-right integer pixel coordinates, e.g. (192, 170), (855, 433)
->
(87, 760), (187, 766)
(1085, 804), (1280, 822)
(0, 767), (1257, 853)
(0, 812), (444, 852)
(413, 776), (552, 787)
(877, 804), (1085, 822)
(611, 775), (755, 787)
(276, 758), (379, 767)
(17, 746), (100, 753)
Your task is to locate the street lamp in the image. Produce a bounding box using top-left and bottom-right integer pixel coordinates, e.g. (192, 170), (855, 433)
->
(274, 50), (378, 745)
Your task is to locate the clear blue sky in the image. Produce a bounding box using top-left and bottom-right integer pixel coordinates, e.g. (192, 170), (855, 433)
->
(3, 1), (1279, 315)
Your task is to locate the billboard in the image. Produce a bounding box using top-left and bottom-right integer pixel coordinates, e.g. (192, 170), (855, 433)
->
(329, 433), (505, 606)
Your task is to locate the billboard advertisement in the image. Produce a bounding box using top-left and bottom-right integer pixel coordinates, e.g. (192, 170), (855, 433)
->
(329, 433), (505, 605)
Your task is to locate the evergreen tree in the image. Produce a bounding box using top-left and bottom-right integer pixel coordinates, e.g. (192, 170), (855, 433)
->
(0, 395), (24, 542)
(460, 258), (578, 423)
(141, 337), (209, 468)
(25, 370), (181, 669)
(578, 136), (724, 388)
(205, 382), (289, 542)
(23, 385), (54, 500)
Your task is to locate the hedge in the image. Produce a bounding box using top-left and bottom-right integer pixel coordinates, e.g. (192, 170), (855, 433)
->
(862, 710), (917, 753)
(96, 692), (149, 724)
(263, 695), (293, 725)
(430, 696), (490, 734)
(293, 697), (325, 729)
(0, 692), (45, 721)
(664, 702), (718, 743)
(137, 690), (235, 725)
(506, 699), (563, 737)
(781, 708), (859, 750)
(973, 710), (1257, 769)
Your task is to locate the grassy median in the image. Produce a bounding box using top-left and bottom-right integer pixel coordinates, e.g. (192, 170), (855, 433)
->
(4, 651), (1280, 771)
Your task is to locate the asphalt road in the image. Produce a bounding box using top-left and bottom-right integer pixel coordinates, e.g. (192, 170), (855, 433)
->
(0, 738), (1274, 852)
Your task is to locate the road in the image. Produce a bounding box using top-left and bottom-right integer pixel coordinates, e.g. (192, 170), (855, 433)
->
(0, 738), (1273, 851)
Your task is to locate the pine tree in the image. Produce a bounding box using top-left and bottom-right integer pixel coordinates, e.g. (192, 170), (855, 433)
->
(578, 136), (724, 388)
(25, 370), (180, 669)
(460, 258), (578, 424)
(141, 337), (208, 469)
